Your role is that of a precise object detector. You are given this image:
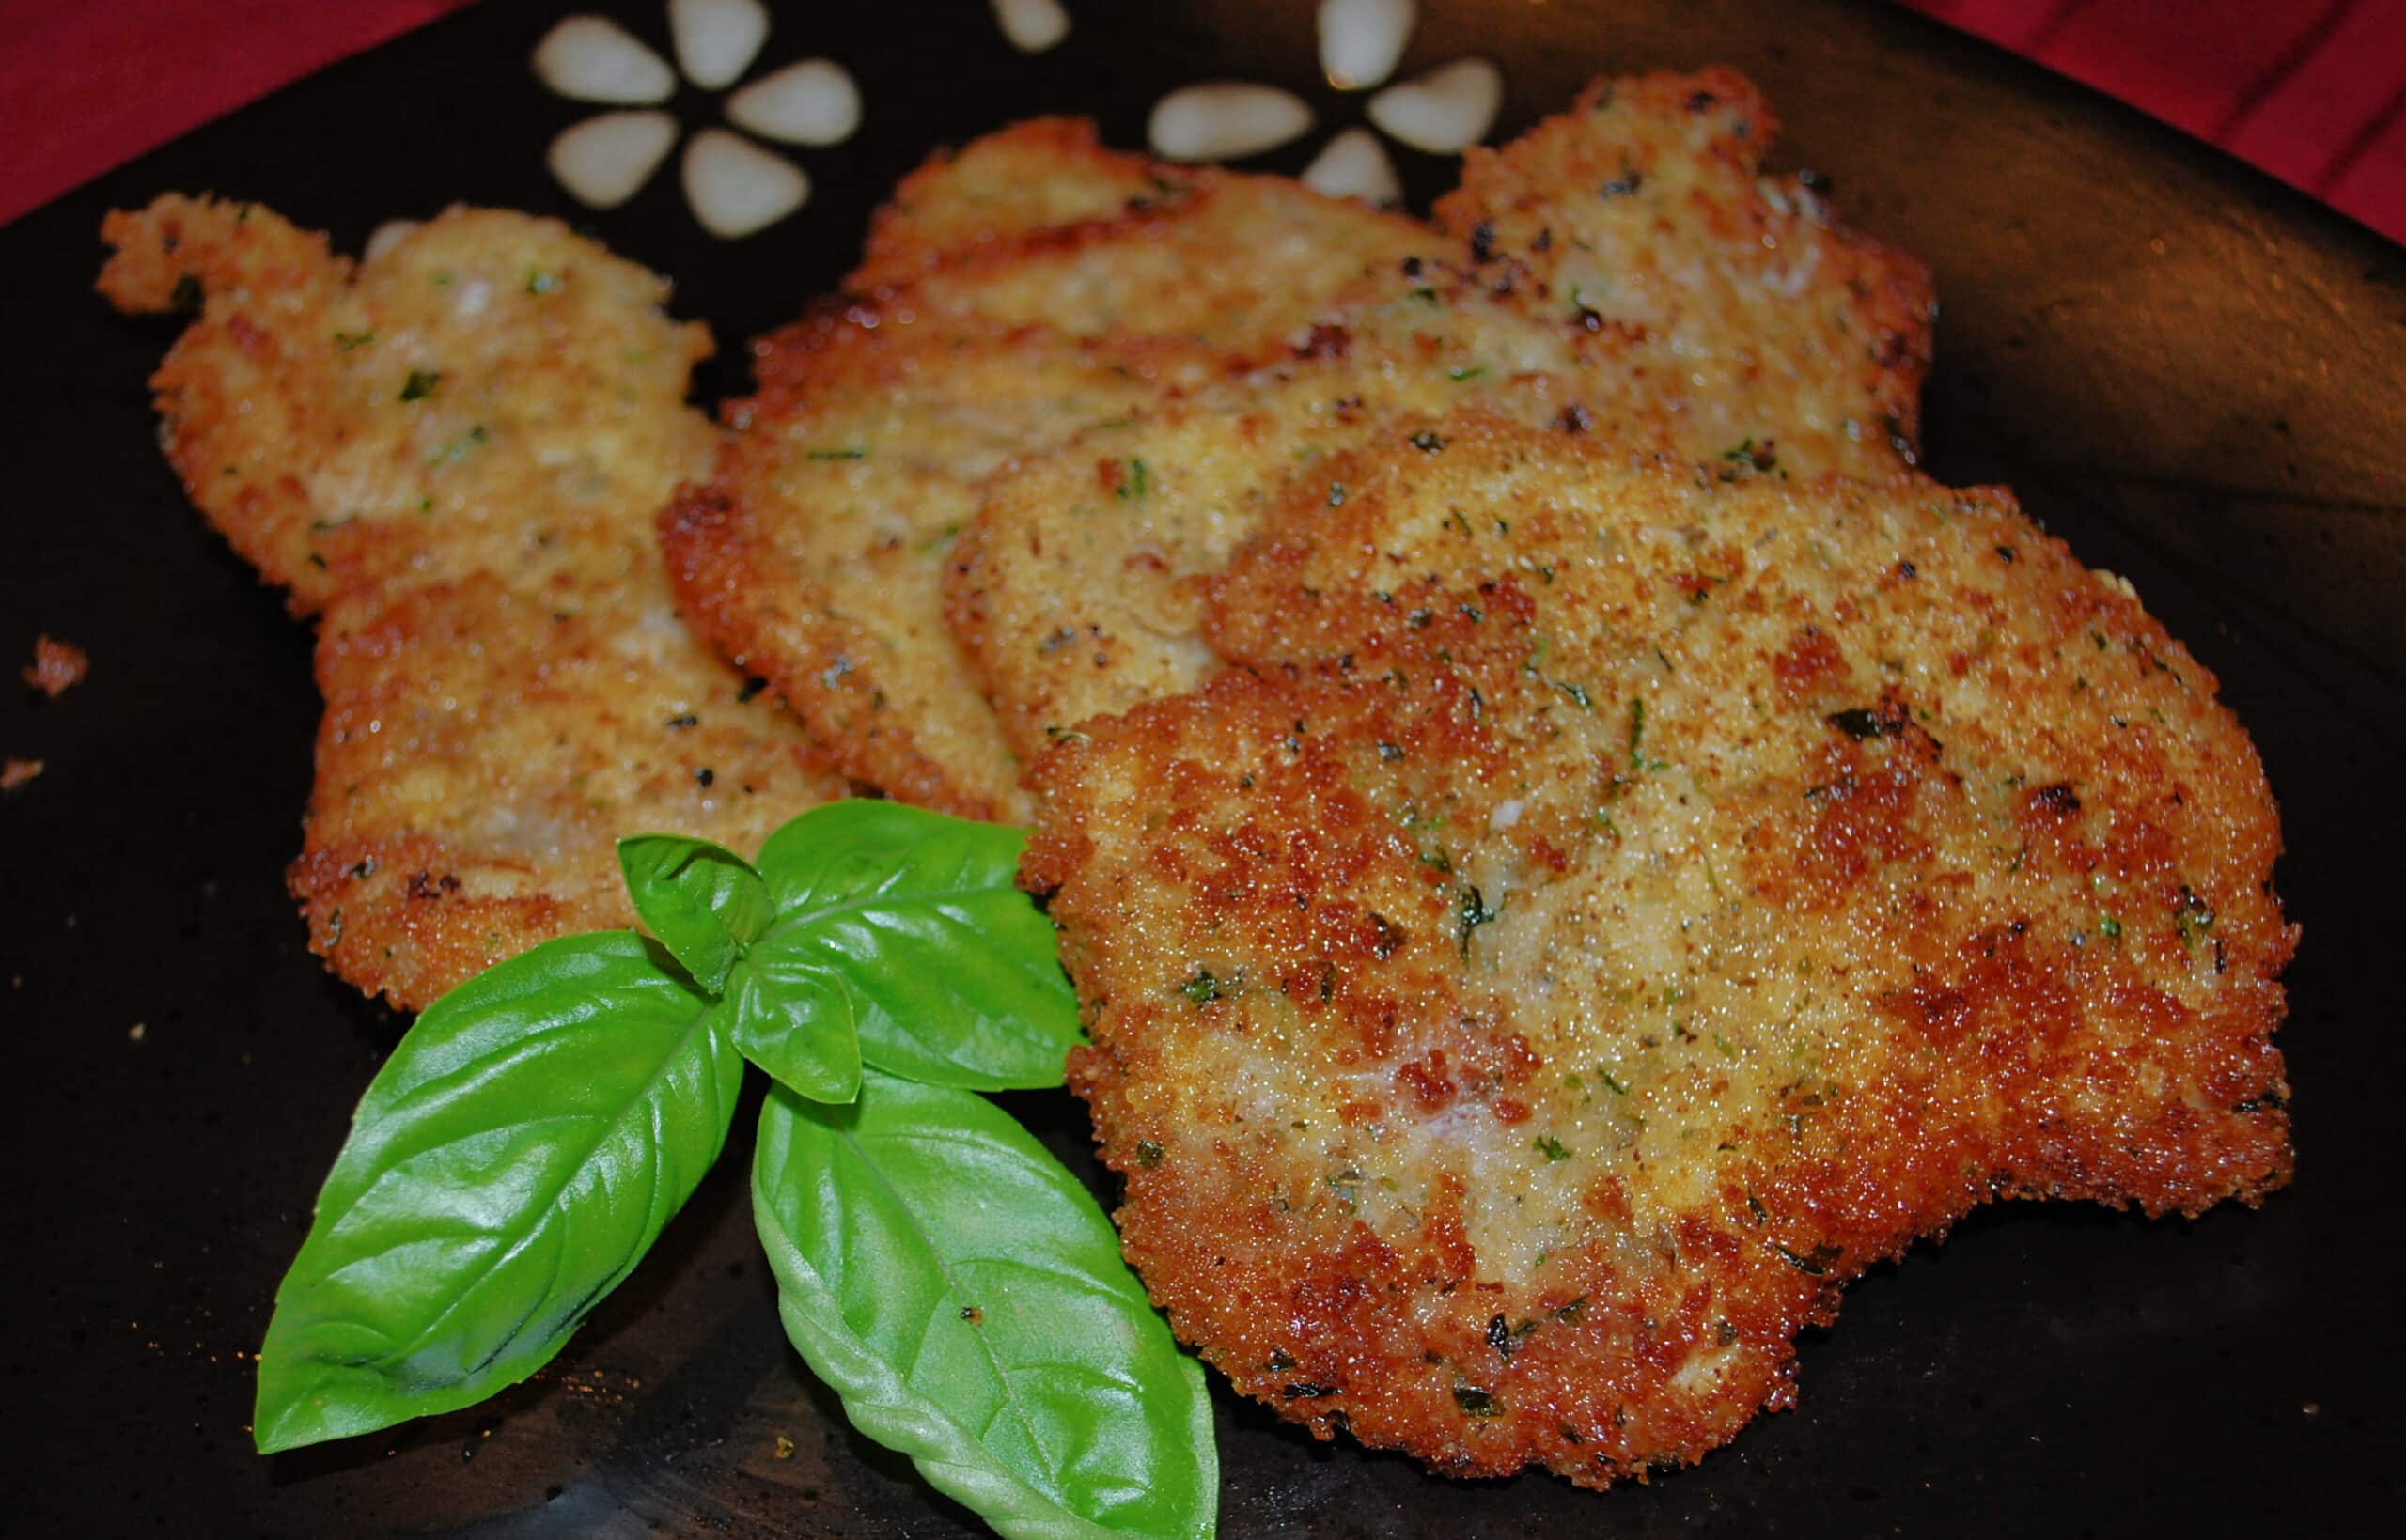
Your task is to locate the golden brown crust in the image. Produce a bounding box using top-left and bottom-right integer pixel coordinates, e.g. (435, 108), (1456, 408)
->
(100, 195), (846, 1010)
(696, 75), (1927, 815)
(946, 69), (1943, 770)
(292, 568), (840, 1007)
(946, 358), (1659, 764)
(660, 124), (1436, 817)
(660, 303), (1230, 821)
(1025, 412), (2290, 1486)
(99, 195), (720, 613)
(854, 117), (1180, 290)
(942, 391), (1298, 766)
(860, 158), (1432, 356)
(670, 119), (1424, 817)
(1435, 69), (1935, 465)
(99, 197), (355, 602)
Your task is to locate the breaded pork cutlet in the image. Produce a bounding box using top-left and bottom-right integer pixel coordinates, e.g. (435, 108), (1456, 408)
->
(662, 127), (1433, 816)
(1434, 67), (1935, 462)
(851, 117), (1181, 289)
(1025, 412), (2292, 1486)
(677, 72), (1932, 815)
(947, 69), (1933, 766)
(101, 196), (845, 1009)
(852, 122), (1430, 352)
(99, 198), (718, 606)
(659, 306), (1226, 821)
(945, 354), (1645, 764)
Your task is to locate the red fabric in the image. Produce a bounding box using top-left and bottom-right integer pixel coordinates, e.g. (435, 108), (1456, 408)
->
(0, 0), (2398, 244)
(1905, 0), (2405, 243)
(0, 0), (475, 228)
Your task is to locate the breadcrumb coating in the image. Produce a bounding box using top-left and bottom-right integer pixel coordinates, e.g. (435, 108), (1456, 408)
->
(101, 196), (846, 1008)
(1026, 412), (2290, 1486)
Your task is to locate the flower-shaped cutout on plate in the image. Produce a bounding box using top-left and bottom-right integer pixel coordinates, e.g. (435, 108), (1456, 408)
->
(533, 0), (863, 239)
(1146, 0), (1502, 205)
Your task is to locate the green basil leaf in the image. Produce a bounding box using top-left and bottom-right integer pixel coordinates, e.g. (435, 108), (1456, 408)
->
(748, 801), (1082, 1090)
(753, 1077), (1217, 1540)
(255, 932), (742, 1453)
(616, 832), (770, 992)
(728, 948), (864, 1104)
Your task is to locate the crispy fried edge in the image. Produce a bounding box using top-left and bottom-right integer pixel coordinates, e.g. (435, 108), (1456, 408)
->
(1435, 68), (1936, 459)
(102, 195), (845, 1008)
(1026, 413), (2295, 1485)
(853, 117), (1184, 290)
(98, 195), (354, 606)
(663, 303), (1233, 820)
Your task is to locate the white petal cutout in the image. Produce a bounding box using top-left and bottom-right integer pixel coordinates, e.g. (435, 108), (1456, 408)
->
(547, 111), (679, 209)
(1148, 83), (1315, 162)
(726, 58), (862, 147)
(1318, 0), (1415, 92)
(1367, 56), (1502, 153)
(362, 220), (421, 262)
(1302, 127), (1402, 204)
(532, 16), (676, 104)
(683, 128), (811, 239)
(992, 0), (1070, 54)
(669, 0), (770, 90)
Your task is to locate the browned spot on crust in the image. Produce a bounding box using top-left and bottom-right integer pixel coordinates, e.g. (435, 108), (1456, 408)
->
(99, 197), (846, 1009)
(659, 300), (1237, 821)
(1437, 68), (1934, 466)
(1028, 412), (2290, 1488)
(1771, 625), (1845, 705)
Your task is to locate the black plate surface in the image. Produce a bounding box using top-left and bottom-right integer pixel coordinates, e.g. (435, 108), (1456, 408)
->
(5, 1), (2403, 1533)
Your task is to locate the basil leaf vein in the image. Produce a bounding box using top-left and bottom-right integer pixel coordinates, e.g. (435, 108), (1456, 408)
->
(754, 1076), (1216, 1540)
(749, 801), (1082, 1090)
(254, 932), (741, 1453)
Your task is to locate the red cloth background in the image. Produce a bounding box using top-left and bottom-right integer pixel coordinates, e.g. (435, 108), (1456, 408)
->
(0, 0), (475, 229)
(0, 0), (2398, 243)
(1904, 0), (2405, 243)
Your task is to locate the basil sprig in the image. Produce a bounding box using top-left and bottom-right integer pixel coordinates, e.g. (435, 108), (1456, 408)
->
(254, 801), (1216, 1540)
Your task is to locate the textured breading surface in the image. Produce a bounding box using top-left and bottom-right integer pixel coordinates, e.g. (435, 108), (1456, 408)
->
(98, 197), (721, 612)
(853, 117), (1175, 290)
(670, 140), (1424, 816)
(101, 195), (845, 1009)
(1024, 413), (2292, 1486)
(863, 155), (1430, 354)
(1434, 68), (1935, 463)
(674, 74), (1931, 817)
(946, 70), (1935, 766)
(947, 353), (1639, 764)
(659, 305), (1226, 821)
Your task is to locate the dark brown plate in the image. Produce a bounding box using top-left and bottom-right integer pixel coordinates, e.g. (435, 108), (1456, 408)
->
(6, 0), (2401, 1532)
